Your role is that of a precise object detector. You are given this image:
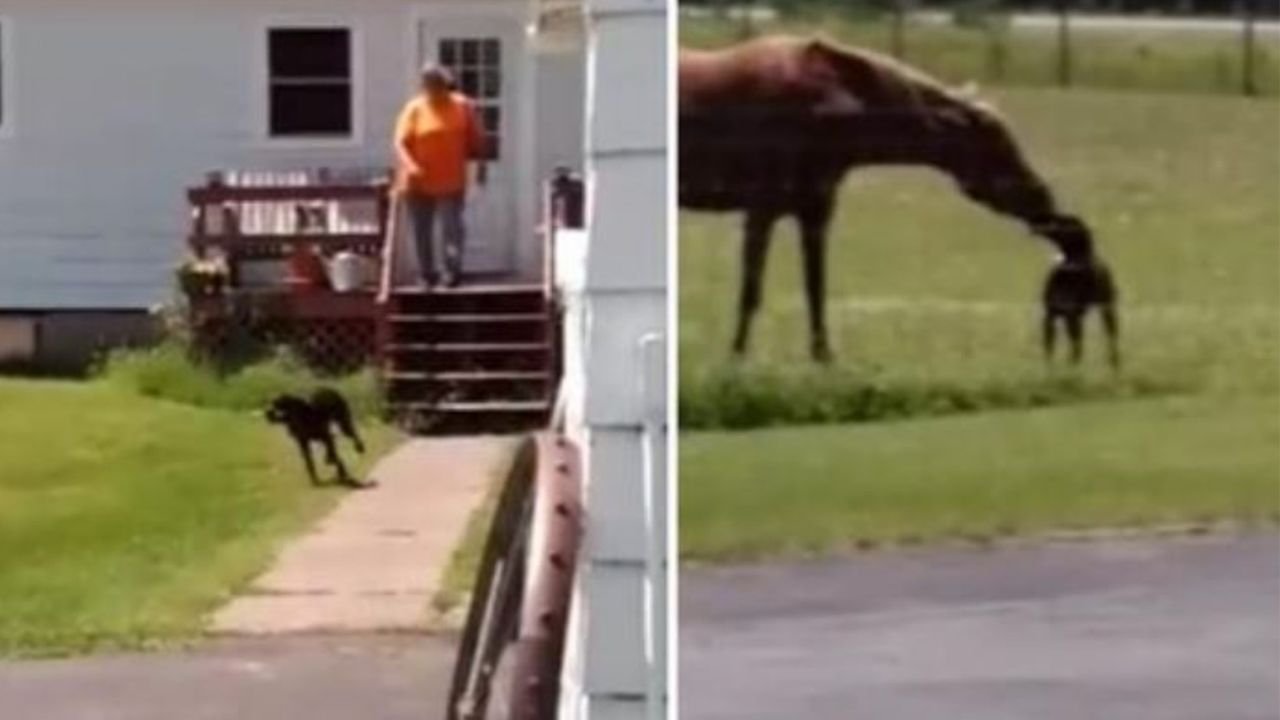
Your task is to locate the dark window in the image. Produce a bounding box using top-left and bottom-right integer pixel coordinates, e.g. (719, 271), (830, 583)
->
(268, 28), (353, 138)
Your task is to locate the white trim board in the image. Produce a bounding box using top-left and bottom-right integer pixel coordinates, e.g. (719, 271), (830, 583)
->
(0, 16), (15, 139)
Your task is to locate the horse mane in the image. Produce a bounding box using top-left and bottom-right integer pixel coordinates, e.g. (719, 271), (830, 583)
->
(803, 36), (1006, 127)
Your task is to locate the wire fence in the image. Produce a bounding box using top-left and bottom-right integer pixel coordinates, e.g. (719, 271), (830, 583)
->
(682, 0), (1280, 96)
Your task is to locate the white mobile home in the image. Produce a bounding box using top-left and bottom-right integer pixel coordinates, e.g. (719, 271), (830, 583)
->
(0, 0), (584, 367)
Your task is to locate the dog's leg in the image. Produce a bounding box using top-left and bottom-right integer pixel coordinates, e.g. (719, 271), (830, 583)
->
(321, 433), (356, 484)
(1100, 303), (1121, 370)
(334, 403), (365, 454)
(296, 438), (320, 485)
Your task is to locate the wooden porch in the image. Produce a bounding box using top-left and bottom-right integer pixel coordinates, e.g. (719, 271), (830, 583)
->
(184, 167), (584, 434)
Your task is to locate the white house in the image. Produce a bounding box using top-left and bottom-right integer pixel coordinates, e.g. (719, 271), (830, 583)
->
(555, 0), (669, 718)
(0, 0), (585, 367)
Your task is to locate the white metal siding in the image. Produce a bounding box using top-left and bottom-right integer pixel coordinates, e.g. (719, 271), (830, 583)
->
(560, 0), (668, 718)
(0, 0), (556, 309)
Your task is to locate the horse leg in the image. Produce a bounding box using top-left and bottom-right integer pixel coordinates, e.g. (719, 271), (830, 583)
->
(1042, 311), (1058, 364)
(732, 210), (776, 358)
(799, 200), (835, 363)
(1065, 312), (1084, 365)
(1100, 304), (1121, 370)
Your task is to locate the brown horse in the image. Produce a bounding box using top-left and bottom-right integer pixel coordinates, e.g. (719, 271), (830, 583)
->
(680, 35), (1103, 362)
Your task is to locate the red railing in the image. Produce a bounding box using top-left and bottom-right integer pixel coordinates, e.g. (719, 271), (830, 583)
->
(447, 433), (583, 720)
(376, 192), (403, 306)
(187, 169), (392, 267)
(183, 169), (393, 372)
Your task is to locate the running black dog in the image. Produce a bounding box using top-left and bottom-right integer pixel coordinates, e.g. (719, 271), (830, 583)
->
(265, 388), (366, 486)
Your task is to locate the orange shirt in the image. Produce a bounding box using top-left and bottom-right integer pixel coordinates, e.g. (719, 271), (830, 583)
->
(394, 92), (484, 196)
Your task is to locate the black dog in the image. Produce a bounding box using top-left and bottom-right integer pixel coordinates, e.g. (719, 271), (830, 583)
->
(1042, 259), (1120, 369)
(265, 388), (365, 486)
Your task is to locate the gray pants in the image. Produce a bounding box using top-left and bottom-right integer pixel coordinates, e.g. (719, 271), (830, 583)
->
(406, 194), (466, 284)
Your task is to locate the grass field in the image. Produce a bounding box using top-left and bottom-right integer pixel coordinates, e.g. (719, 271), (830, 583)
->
(683, 396), (1279, 561)
(0, 378), (397, 657)
(681, 13), (1280, 96)
(679, 87), (1280, 559)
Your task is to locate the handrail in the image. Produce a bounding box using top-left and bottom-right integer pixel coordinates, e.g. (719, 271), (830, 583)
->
(188, 183), (388, 204)
(447, 432), (583, 720)
(378, 191), (402, 306)
(541, 181), (558, 302)
(186, 170), (393, 264)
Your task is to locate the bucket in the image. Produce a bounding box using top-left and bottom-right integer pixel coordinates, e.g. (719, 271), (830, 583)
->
(330, 251), (364, 292)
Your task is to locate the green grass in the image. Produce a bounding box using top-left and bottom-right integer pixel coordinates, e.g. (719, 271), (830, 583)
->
(0, 378), (398, 657)
(679, 88), (1280, 558)
(681, 396), (1280, 562)
(432, 442), (520, 617)
(681, 13), (1280, 96)
(681, 88), (1280, 424)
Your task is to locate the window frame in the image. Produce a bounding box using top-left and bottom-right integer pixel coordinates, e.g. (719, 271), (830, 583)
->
(0, 16), (14, 139)
(256, 17), (363, 147)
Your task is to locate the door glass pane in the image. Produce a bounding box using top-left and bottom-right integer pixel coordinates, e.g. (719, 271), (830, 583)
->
(460, 69), (479, 96)
(482, 70), (500, 99)
(461, 39), (479, 66)
(482, 39), (500, 65)
(439, 39), (457, 66)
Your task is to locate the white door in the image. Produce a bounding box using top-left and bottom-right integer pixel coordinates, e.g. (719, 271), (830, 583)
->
(417, 17), (521, 276)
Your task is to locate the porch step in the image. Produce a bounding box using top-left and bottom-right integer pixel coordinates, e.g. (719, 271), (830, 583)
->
(379, 284), (558, 436)
(397, 400), (551, 413)
(391, 285), (546, 316)
(388, 313), (546, 323)
(385, 370), (552, 403)
(386, 370), (547, 382)
(397, 400), (555, 436)
(388, 313), (549, 344)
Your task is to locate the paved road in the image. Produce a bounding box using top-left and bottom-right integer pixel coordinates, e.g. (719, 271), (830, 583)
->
(682, 534), (1280, 720)
(0, 634), (456, 720)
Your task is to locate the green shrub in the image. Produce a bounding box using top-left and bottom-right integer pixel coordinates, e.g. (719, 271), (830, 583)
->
(679, 366), (1190, 431)
(97, 342), (382, 417)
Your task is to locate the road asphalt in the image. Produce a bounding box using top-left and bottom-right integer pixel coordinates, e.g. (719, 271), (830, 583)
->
(681, 533), (1280, 720)
(0, 634), (456, 720)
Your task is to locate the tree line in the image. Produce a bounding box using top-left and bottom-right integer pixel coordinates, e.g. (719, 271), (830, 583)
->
(684, 0), (1280, 17)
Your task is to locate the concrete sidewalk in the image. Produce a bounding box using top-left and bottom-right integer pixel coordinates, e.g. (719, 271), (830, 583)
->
(213, 437), (513, 635)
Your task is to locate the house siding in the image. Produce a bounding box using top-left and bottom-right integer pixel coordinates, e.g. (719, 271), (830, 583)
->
(558, 0), (669, 718)
(0, 0), (547, 310)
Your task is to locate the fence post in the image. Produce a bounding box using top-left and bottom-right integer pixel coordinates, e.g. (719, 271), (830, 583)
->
(985, 6), (1009, 84)
(1055, 0), (1072, 88)
(1243, 0), (1259, 97)
(890, 0), (907, 60)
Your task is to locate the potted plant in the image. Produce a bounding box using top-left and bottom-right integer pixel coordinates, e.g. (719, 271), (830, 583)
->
(176, 256), (229, 299)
